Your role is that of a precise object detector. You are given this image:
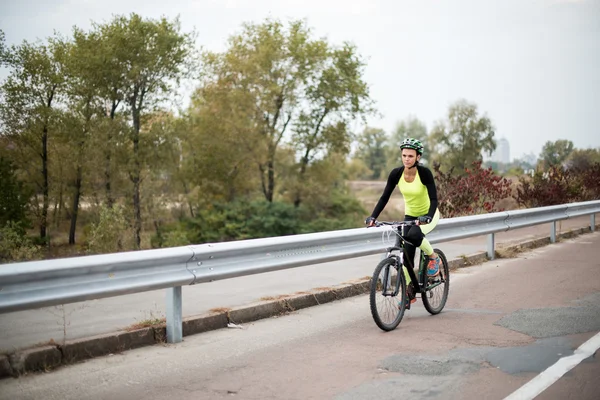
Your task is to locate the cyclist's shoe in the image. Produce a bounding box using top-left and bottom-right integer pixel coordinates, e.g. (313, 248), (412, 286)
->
(427, 254), (440, 277)
(400, 284), (417, 310)
(399, 297), (416, 310)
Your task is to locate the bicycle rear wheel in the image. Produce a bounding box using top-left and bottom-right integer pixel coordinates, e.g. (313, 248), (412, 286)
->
(421, 248), (450, 315)
(369, 257), (407, 331)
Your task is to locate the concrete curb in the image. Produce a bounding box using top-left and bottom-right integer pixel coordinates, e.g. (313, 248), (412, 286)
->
(1, 224), (598, 379)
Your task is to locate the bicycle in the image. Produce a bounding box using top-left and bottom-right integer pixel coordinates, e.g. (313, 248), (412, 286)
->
(368, 220), (450, 331)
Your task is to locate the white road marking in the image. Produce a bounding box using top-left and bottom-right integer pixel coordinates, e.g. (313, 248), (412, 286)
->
(504, 331), (600, 400)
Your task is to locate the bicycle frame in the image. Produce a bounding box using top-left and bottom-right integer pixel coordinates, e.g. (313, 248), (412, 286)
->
(381, 225), (440, 295)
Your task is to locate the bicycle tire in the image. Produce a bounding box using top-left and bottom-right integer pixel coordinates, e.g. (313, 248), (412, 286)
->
(369, 257), (407, 331)
(421, 248), (450, 315)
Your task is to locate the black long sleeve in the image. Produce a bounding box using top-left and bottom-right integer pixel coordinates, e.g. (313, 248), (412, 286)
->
(417, 166), (438, 218)
(369, 165), (438, 219)
(370, 167), (402, 219)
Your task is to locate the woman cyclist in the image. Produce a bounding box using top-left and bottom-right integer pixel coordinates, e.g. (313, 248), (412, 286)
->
(365, 138), (441, 305)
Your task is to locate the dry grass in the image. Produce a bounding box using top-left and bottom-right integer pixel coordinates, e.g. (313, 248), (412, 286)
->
(347, 180), (405, 220)
(208, 307), (231, 314)
(311, 286), (336, 292)
(495, 246), (521, 259)
(125, 317), (166, 331)
(259, 294), (290, 301)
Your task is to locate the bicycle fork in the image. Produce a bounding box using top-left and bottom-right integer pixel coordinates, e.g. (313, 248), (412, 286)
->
(381, 248), (404, 297)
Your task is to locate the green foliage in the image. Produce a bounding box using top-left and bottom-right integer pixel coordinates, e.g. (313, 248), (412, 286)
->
(430, 99), (496, 173)
(155, 189), (365, 247)
(199, 18), (374, 204)
(355, 127), (388, 179)
(434, 160), (513, 217)
(343, 158), (373, 180)
(0, 222), (41, 263)
(565, 148), (600, 170)
(173, 200), (304, 244)
(300, 189), (365, 232)
(0, 156), (31, 227)
(0, 34), (68, 241)
(539, 139), (574, 169)
(95, 13), (197, 249)
(86, 205), (133, 254)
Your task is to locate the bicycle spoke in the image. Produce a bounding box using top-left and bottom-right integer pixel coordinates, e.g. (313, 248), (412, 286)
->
(369, 258), (406, 331)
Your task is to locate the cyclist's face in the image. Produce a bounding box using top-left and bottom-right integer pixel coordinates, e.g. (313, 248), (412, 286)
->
(401, 149), (420, 167)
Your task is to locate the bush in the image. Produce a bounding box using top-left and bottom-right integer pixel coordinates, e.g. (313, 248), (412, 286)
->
(434, 160), (513, 217)
(154, 192), (366, 247)
(87, 205), (133, 254)
(0, 157), (31, 228)
(0, 222), (42, 263)
(181, 200), (304, 244)
(578, 163), (600, 201)
(515, 163), (600, 207)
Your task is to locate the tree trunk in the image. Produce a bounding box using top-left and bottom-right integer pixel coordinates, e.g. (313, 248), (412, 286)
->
(69, 165), (82, 245)
(182, 181), (194, 218)
(105, 149), (113, 208)
(40, 124), (49, 241)
(105, 100), (119, 208)
(267, 160), (274, 203)
(132, 104), (142, 250)
(294, 149), (311, 207)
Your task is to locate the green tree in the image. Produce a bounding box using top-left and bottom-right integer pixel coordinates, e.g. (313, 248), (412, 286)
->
(93, 13), (197, 248)
(565, 147), (599, 170)
(69, 27), (129, 208)
(539, 139), (574, 169)
(199, 18), (373, 206)
(0, 35), (68, 242)
(60, 33), (106, 245)
(290, 42), (373, 206)
(430, 99), (496, 173)
(355, 127), (388, 179)
(182, 83), (263, 209)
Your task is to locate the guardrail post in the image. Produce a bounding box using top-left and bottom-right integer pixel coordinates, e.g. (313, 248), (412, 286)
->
(592, 214), (596, 232)
(166, 286), (183, 343)
(487, 233), (495, 260)
(550, 221), (556, 243)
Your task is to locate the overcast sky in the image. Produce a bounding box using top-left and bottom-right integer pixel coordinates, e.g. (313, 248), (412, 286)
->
(1, 0), (599, 160)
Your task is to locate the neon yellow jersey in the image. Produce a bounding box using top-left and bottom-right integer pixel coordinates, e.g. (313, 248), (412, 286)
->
(398, 170), (430, 217)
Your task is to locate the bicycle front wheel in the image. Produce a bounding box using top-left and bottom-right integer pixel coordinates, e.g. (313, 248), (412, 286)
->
(369, 257), (407, 331)
(421, 248), (450, 315)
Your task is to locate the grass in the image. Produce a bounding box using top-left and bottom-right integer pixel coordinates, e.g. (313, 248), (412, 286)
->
(125, 317), (166, 331)
(208, 307), (231, 314)
(259, 294), (290, 301)
(347, 180), (405, 221)
(495, 246), (522, 259)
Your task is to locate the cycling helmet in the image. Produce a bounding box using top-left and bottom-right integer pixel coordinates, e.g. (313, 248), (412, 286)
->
(400, 138), (424, 155)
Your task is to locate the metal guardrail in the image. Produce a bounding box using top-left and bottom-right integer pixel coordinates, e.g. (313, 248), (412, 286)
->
(1, 200), (599, 343)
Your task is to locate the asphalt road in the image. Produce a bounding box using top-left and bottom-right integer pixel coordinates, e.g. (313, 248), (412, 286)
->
(0, 216), (595, 352)
(0, 229), (599, 400)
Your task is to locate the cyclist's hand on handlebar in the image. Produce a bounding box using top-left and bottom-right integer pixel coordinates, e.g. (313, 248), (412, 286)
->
(418, 215), (432, 225)
(365, 216), (376, 227)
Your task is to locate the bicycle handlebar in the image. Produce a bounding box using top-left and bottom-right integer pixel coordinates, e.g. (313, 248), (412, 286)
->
(371, 220), (420, 228)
